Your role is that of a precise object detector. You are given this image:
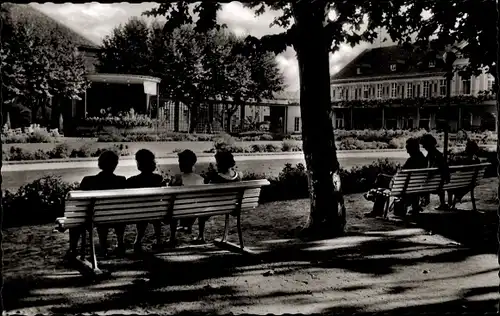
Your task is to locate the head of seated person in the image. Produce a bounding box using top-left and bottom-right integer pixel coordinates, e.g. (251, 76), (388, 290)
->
(136, 149), (157, 174)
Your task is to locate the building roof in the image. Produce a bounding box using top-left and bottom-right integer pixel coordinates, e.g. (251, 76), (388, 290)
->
(2, 3), (100, 49)
(87, 74), (161, 84)
(331, 44), (448, 82)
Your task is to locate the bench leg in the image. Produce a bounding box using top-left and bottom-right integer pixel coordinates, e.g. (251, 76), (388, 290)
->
(383, 197), (391, 220)
(236, 213), (244, 249)
(169, 220), (178, 246)
(221, 214), (230, 243)
(471, 189), (478, 213)
(88, 223), (101, 274)
(80, 229), (87, 261)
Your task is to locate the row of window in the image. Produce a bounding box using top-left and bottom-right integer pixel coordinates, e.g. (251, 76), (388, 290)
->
(332, 77), (495, 101)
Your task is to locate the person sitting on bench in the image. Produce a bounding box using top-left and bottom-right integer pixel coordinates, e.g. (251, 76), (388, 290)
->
(168, 149), (205, 244)
(126, 149), (167, 253)
(447, 139), (481, 209)
(421, 134), (450, 211)
(364, 138), (427, 217)
(66, 150), (127, 260)
(193, 151), (243, 244)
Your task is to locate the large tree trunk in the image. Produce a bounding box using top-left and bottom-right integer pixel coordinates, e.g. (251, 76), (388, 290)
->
(292, 1), (345, 239)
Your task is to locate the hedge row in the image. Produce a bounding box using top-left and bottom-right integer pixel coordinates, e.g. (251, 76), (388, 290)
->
(4, 127), (498, 145)
(2, 144), (129, 161)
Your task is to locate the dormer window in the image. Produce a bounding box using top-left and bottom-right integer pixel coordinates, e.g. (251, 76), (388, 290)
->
(390, 64), (397, 71)
(429, 60), (435, 68)
(356, 68), (361, 75)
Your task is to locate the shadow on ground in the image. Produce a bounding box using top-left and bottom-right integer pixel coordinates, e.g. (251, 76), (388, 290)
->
(4, 227), (496, 314)
(414, 206), (498, 253)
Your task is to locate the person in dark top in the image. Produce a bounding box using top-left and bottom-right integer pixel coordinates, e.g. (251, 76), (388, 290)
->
(66, 150), (127, 259)
(421, 134), (450, 211)
(168, 149), (206, 245)
(194, 151), (243, 244)
(126, 149), (166, 253)
(402, 137), (429, 215)
(447, 140), (481, 209)
(364, 138), (427, 217)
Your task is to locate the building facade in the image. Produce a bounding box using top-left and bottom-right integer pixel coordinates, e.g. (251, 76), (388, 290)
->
(330, 45), (497, 132)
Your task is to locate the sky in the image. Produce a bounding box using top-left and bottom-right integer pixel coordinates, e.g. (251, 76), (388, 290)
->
(30, 2), (393, 94)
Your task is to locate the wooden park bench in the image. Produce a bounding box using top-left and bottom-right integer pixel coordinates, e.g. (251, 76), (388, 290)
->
(54, 179), (270, 276)
(382, 162), (491, 219)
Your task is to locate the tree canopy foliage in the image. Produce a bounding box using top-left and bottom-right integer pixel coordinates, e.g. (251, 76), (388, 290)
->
(98, 16), (284, 132)
(1, 4), (90, 126)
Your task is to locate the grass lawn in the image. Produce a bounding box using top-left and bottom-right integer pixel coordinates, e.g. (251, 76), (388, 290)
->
(3, 178), (499, 314)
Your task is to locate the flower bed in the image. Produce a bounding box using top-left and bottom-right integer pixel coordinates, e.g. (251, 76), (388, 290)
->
(2, 143), (129, 161)
(81, 109), (154, 129)
(2, 125), (61, 144)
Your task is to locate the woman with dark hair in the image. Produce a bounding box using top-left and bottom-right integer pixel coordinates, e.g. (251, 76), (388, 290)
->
(420, 133), (450, 212)
(127, 149), (166, 253)
(171, 149), (205, 187)
(447, 139), (481, 209)
(190, 151), (243, 244)
(169, 149), (205, 240)
(66, 150), (127, 260)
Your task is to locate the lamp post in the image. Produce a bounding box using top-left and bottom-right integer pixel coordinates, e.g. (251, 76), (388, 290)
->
(443, 47), (457, 161)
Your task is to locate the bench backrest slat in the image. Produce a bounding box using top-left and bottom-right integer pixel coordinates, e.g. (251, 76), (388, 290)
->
(390, 163), (489, 197)
(63, 180), (269, 229)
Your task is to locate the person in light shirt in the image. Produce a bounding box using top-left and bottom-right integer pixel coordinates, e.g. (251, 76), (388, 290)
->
(168, 149), (206, 244)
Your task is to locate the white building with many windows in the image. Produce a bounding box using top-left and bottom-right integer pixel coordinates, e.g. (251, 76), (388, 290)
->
(330, 45), (497, 131)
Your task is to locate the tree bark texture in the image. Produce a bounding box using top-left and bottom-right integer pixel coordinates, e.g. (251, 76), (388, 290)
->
(292, 1), (345, 238)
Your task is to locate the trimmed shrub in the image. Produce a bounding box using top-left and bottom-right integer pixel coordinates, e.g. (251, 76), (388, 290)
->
(49, 143), (71, 159)
(259, 159), (401, 203)
(338, 138), (390, 150)
(259, 134), (274, 141)
(2, 143), (129, 161)
(282, 140), (302, 152)
(2, 175), (79, 227)
(251, 144), (267, 153)
(70, 143), (94, 158)
(2, 134), (28, 144)
(388, 137), (408, 149)
(265, 143), (282, 152)
(27, 129), (54, 143)
(97, 133), (124, 142)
